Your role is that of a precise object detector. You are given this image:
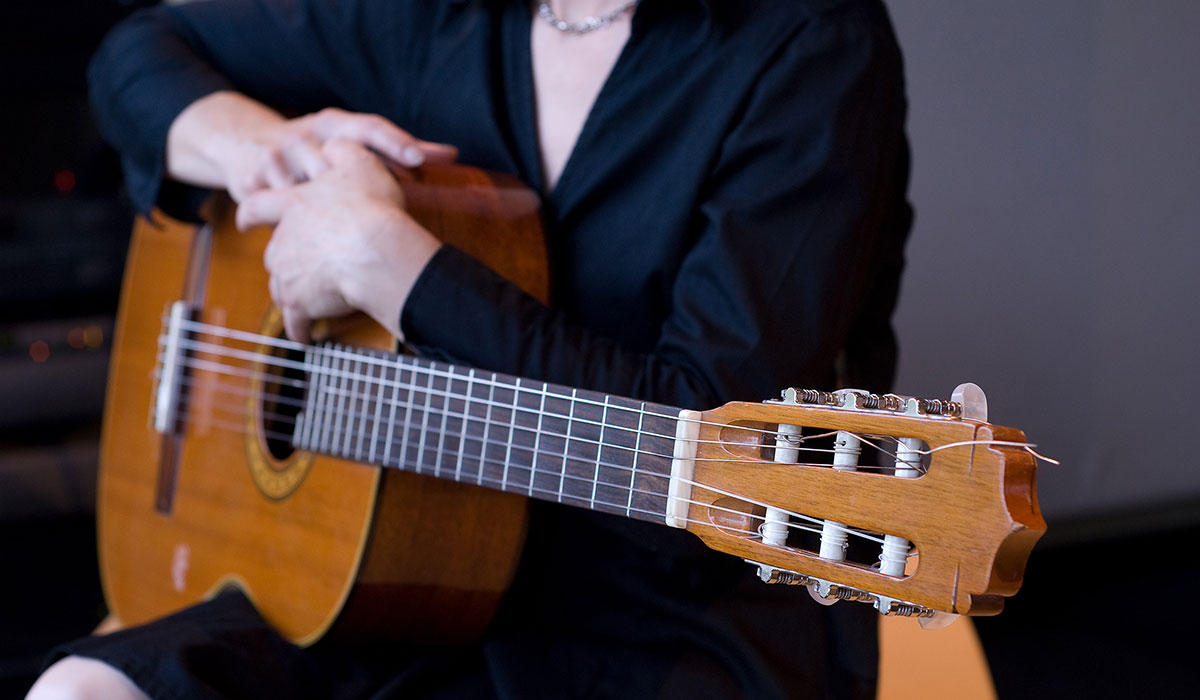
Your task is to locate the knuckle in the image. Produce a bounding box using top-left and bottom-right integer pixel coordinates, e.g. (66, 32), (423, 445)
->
(315, 106), (344, 123)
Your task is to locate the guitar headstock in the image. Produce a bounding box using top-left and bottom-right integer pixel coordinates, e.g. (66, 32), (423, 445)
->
(674, 384), (1045, 623)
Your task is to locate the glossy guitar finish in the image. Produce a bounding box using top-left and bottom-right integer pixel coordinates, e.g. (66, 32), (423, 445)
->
(99, 164), (544, 645)
(99, 163), (1045, 645)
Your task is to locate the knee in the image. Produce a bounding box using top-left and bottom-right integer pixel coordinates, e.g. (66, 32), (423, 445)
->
(26, 656), (150, 700)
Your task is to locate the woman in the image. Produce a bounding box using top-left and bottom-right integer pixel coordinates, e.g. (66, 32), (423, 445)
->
(31, 0), (911, 697)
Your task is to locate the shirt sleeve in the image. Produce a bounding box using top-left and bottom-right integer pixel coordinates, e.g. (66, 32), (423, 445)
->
(86, 0), (418, 216)
(402, 7), (911, 411)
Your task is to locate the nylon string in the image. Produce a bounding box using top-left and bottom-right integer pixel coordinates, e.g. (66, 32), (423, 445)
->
(155, 320), (1051, 552)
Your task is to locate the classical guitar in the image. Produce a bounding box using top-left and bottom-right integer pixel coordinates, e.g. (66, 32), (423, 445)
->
(98, 163), (1045, 646)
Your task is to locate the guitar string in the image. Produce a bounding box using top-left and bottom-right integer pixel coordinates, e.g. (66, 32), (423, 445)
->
(154, 325), (1048, 552)
(168, 364), (915, 480)
(165, 378), (892, 545)
(174, 320), (945, 451)
(168, 373), (900, 551)
(167, 323), (1056, 467)
(166, 401), (864, 547)
(174, 321), (1056, 468)
(164, 333), (931, 470)
(165, 362), (907, 550)
(165, 380), (997, 557)
(164, 345), (1049, 484)
(172, 349), (1051, 472)
(168, 330), (783, 448)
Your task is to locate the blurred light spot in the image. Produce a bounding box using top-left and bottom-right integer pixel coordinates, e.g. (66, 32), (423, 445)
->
(54, 168), (77, 193)
(68, 327), (86, 349)
(84, 325), (105, 348)
(30, 340), (50, 363)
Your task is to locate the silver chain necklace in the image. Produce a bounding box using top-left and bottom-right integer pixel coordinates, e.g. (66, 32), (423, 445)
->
(537, 1), (639, 34)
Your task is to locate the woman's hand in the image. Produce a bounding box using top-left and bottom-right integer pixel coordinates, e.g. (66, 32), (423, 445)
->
(167, 91), (457, 202)
(234, 139), (442, 343)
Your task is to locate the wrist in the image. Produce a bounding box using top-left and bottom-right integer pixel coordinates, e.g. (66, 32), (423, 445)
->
(166, 91), (285, 189)
(341, 208), (443, 340)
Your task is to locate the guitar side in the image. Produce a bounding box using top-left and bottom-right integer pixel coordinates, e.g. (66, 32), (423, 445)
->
(99, 164), (545, 645)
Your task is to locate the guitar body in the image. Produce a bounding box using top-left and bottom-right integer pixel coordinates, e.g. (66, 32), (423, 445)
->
(99, 164), (546, 645)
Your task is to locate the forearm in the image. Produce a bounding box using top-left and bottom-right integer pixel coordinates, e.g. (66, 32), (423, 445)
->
(402, 247), (721, 410)
(165, 91), (288, 194)
(87, 7), (235, 215)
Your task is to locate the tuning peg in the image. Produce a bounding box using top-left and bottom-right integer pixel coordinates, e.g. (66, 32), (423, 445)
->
(807, 578), (869, 606)
(808, 585), (840, 607)
(951, 382), (988, 421)
(918, 611), (960, 629)
(872, 594), (961, 628)
(749, 561), (811, 586)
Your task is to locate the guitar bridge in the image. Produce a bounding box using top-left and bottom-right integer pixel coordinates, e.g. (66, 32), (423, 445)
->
(154, 300), (198, 434)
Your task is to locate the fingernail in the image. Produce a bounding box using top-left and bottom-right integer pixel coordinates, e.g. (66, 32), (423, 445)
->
(403, 145), (425, 166)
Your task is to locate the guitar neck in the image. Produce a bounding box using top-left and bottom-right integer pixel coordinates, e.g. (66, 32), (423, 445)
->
(292, 343), (683, 526)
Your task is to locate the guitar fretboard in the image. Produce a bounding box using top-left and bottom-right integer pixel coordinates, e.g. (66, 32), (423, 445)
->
(292, 343), (683, 525)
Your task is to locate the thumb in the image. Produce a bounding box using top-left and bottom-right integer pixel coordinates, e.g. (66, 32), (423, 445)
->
(236, 188), (293, 231)
(280, 305), (312, 344)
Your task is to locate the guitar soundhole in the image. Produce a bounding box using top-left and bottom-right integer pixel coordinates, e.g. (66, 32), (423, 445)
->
(261, 343), (307, 462)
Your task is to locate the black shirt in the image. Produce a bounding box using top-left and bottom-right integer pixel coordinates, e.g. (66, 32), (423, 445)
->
(86, 1), (911, 697)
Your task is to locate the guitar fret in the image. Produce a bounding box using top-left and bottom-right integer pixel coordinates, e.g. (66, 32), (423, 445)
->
(297, 345), (320, 451)
(349, 355), (365, 461)
(381, 357), (399, 468)
(318, 348), (338, 454)
(330, 348), (350, 456)
(589, 394), (607, 509)
(476, 374), (495, 486)
(453, 369), (473, 481)
(590, 403), (638, 518)
(528, 383), (548, 497)
(361, 355), (377, 462)
(323, 348), (339, 454)
(293, 345), (680, 526)
(556, 389), (578, 502)
(513, 380), (539, 494)
(305, 347), (319, 452)
(626, 403), (646, 517)
(449, 370), (466, 478)
(367, 351), (385, 464)
(342, 350), (358, 459)
(631, 408), (678, 523)
(431, 369), (451, 478)
(414, 363), (435, 474)
(499, 379), (520, 492)
(339, 353), (353, 459)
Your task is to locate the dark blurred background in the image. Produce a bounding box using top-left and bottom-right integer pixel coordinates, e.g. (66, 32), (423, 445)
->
(0, 2), (152, 698)
(1, 1), (1197, 698)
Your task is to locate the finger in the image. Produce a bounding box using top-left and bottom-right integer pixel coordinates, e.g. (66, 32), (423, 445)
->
(282, 135), (330, 181)
(281, 305), (312, 344)
(262, 151), (295, 190)
(322, 137), (376, 167)
(416, 140), (459, 164)
(267, 274), (283, 305)
(319, 111), (426, 167)
(263, 238), (277, 274)
(229, 170), (269, 203)
(236, 188), (293, 231)
(322, 139), (402, 183)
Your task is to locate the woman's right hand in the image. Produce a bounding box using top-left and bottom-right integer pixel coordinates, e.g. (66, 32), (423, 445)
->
(165, 91), (457, 202)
